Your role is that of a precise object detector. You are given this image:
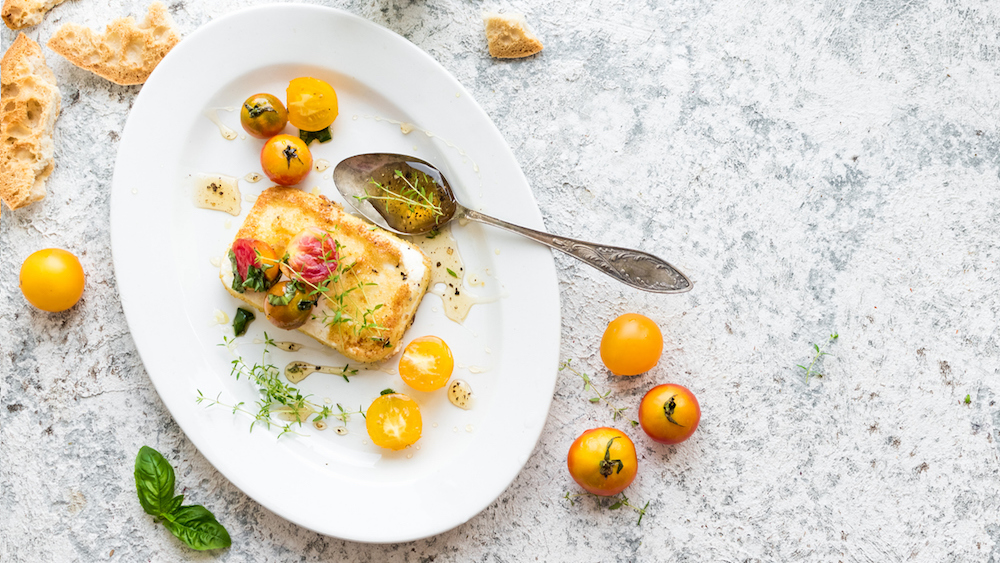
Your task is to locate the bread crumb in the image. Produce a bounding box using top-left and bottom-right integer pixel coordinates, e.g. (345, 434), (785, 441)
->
(2, 0), (68, 30)
(483, 12), (543, 59)
(0, 33), (60, 210)
(47, 2), (180, 85)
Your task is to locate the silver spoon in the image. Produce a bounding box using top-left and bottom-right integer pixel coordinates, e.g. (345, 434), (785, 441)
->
(333, 153), (692, 294)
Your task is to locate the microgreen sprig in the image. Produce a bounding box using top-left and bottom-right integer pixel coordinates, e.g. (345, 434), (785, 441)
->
(563, 491), (650, 526)
(797, 332), (839, 382)
(198, 335), (364, 438)
(560, 359), (630, 422)
(357, 170), (443, 218)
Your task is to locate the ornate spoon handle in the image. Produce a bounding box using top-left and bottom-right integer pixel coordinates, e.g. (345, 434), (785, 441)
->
(459, 207), (692, 294)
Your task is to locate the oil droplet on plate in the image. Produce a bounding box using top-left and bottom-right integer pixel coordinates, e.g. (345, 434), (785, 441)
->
(466, 425), (474, 433)
(209, 256), (222, 268)
(432, 422), (438, 428)
(406, 453), (413, 459)
(224, 219), (232, 229)
(311, 186), (321, 195)
(313, 421), (328, 431)
(314, 159), (330, 172)
(211, 309), (229, 325)
(353, 115), (358, 120)
(131, 188), (138, 195)
(334, 426), (348, 435)
(203, 108), (238, 140)
(244, 172), (262, 183)
(400, 122), (415, 135)
(193, 173), (241, 215)
(452, 427), (458, 433)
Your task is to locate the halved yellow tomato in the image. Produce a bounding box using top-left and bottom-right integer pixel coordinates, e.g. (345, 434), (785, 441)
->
(366, 391), (422, 450)
(286, 77), (338, 132)
(399, 336), (454, 392)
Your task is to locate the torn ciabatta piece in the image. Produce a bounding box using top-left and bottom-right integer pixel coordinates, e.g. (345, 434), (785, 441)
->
(0, 33), (60, 211)
(220, 186), (432, 363)
(2, 0), (67, 30)
(483, 12), (543, 59)
(47, 1), (180, 85)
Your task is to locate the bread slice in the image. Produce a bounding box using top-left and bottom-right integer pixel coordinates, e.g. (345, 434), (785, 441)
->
(220, 187), (432, 364)
(483, 12), (543, 59)
(47, 1), (180, 85)
(0, 33), (60, 210)
(2, 0), (67, 30)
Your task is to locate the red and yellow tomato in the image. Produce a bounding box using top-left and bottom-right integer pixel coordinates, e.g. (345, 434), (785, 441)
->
(240, 93), (287, 139)
(260, 134), (312, 186)
(638, 384), (701, 445)
(566, 427), (637, 496)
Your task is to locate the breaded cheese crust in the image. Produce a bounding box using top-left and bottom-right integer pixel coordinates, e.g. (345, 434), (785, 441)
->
(220, 186), (431, 363)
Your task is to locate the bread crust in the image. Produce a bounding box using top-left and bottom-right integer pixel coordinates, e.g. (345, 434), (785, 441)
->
(0, 33), (60, 210)
(2, 0), (67, 30)
(220, 187), (432, 363)
(47, 1), (180, 85)
(483, 12), (543, 59)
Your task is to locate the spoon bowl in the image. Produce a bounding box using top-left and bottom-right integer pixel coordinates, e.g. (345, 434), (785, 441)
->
(333, 153), (692, 294)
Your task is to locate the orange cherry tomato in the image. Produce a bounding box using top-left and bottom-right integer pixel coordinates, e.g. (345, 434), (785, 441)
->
(286, 77), (338, 132)
(599, 313), (663, 376)
(260, 134), (312, 186)
(19, 249), (85, 312)
(399, 336), (454, 392)
(366, 391), (422, 450)
(566, 427), (637, 496)
(638, 384), (700, 445)
(240, 93), (287, 139)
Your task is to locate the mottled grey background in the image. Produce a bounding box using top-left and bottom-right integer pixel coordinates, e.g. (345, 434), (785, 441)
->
(3, 0), (1000, 561)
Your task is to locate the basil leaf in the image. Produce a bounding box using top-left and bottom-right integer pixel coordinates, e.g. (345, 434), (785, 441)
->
(162, 504), (232, 551)
(232, 308), (255, 336)
(299, 126), (332, 145)
(228, 249), (244, 294)
(166, 494), (185, 515)
(134, 446), (176, 516)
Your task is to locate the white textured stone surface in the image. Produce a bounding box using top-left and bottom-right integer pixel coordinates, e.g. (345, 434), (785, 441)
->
(3, 0), (1000, 561)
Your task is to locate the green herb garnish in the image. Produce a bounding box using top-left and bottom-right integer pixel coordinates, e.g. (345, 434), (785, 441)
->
(134, 446), (231, 551)
(446, 268), (458, 278)
(560, 359), (627, 421)
(198, 335), (364, 437)
(232, 308), (255, 337)
(563, 491), (649, 526)
(797, 333), (838, 382)
(299, 127), (332, 145)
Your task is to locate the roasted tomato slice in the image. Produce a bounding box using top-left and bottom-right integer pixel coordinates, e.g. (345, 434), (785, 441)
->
(263, 280), (315, 330)
(229, 238), (279, 293)
(284, 226), (339, 286)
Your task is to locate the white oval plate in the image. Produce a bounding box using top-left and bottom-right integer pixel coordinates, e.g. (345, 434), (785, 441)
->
(110, 4), (559, 543)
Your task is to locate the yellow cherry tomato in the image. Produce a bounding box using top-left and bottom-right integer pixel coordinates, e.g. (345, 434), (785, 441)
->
(19, 248), (85, 312)
(260, 134), (312, 186)
(366, 391), (422, 450)
(286, 77), (338, 132)
(599, 313), (663, 376)
(638, 384), (701, 445)
(566, 427), (637, 496)
(399, 336), (454, 392)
